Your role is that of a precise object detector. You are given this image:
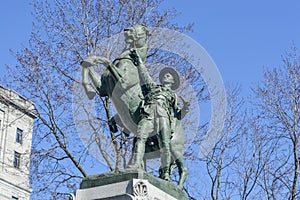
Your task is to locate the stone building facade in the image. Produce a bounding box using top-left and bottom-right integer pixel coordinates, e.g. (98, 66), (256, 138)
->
(0, 85), (36, 200)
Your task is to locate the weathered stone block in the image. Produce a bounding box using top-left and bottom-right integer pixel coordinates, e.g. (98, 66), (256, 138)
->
(75, 171), (188, 200)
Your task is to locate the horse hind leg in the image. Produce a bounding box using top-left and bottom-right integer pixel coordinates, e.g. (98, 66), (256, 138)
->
(175, 157), (188, 190)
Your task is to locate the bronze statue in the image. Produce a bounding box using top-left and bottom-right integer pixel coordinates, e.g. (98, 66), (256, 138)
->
(81, 24), (189, 189)
(127, 49), (190, 182)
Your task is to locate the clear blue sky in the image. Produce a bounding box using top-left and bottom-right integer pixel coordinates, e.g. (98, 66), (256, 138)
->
(0, 1), (32, 79)
(165, 1), (300, 91)
(1, 0), (300, 91)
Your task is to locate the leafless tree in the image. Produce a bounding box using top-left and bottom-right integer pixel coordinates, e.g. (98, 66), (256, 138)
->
(203, 47), (300, 200)
(181, 84), (245, 199)
(6, 0), (198, 198)
(205, 84), (246, 200)
(201, 47), (300, 200)
(251, 46), (300, 200)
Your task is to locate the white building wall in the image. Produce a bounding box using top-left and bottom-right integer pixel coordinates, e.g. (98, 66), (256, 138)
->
(0, 86), (36, 200)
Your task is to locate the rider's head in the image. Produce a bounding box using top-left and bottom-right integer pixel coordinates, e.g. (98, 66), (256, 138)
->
(124, 24), (150, 48)
(159, 67), (180, 90)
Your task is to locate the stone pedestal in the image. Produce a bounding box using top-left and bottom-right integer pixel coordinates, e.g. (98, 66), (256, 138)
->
(74, 171), (188, 200)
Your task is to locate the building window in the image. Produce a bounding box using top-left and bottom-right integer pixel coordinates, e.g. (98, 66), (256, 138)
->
(16, 128), (23, 144)
(13, 151), (21, 169)
(12, 196), (19, 200)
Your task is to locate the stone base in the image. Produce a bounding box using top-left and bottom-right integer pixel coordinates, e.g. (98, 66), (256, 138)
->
(75, 170), (188, 200)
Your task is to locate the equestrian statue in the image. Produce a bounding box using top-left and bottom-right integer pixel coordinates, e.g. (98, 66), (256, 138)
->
(81, 24), (189, 189)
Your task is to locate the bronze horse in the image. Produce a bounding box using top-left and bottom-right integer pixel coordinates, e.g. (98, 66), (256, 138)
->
(81, 25), (188, 189)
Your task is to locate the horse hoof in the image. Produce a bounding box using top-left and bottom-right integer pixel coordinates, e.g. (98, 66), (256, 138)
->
(160, 175), (171, 182)
(177, 185), (183, 190)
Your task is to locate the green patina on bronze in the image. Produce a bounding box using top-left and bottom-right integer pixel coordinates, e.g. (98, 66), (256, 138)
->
(81, 24), (190, 190)
(127, 49), (190, 184)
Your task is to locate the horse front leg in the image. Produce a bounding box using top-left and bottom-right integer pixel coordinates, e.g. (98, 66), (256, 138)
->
(82, 67), (96, 99)
(81, 55), (109, 99)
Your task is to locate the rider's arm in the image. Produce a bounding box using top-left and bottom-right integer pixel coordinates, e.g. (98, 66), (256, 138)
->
(137, 62), (155, 87)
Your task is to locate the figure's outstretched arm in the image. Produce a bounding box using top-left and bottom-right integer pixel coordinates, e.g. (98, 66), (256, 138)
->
(130, 49), (154, 86)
